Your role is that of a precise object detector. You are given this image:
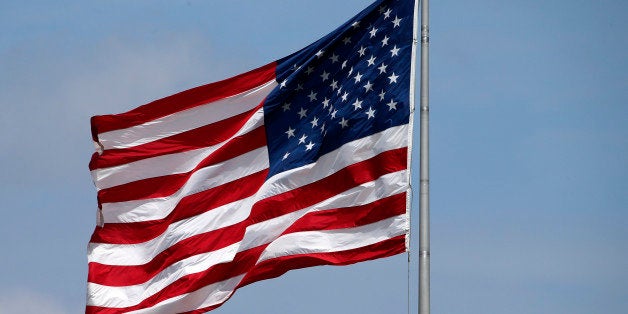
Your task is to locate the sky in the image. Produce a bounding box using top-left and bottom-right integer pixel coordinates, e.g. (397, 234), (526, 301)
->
(0, 0), (626, 313)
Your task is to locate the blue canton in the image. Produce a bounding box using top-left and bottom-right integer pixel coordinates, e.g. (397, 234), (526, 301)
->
(264, 0), (413, 177)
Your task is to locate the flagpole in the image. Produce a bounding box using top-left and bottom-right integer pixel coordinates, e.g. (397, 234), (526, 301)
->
(418, 0), (430, 313)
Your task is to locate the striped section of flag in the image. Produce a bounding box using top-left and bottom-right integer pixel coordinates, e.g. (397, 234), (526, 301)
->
(87, 0), (415, 312)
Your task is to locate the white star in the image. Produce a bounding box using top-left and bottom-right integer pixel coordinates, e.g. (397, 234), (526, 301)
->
(331, 109), (338, 119)
(367, 55), (377, 66)
(388, 72), (399, 84)
(305, 66), (315, 75)
(296, 83), (304, 91)
(329, 54), (339, 63)
(393, 16), (402, 28)
(336, 86), (343, 95)
(280, 79), (288, 89)
(341, 92), (349, 102)
(358, 46), (367, 57)
(315, 49), (325, 58)
(378, 63), (388, 74)
(305, 141), (315, 151)
(341, 60), (348, 69)
(320, 71), (330, 82)
(347, 67), (354, 76)
(282, 102), (291, 111)
(307, 90), (317, 102)
(366, 107), (376, 119)
(352, 21), (360, 28)
(330, 80), (339, 91)
(378, 5), (387, 14)
(339, 117), (349, 128)
(310, 116), (319, 128)
(298, 134), (308, 144)
(390, 45), (400, 57)
(379, 90), (386, 101)
(369, 27), (378, 38)
(383, 8), (392, 19)
(354, 72), (363, 83)
(342, 37), (352, 45)
(363, 81), (374, 93)
(352, 98), (363, 110)
(322, 97), (330, 108)
(320, 123), (326, 133)
(285, 127), (295, 138)
(381, 35), (390, 47)
(298, 108), (308, 119)
(387, 99), (398, 110)
(283, 152), (290, 160)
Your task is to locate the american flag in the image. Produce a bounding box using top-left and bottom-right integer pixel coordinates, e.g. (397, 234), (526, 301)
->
(87, 0), (415, 312)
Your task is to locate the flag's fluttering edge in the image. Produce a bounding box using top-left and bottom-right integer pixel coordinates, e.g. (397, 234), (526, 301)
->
(87, 0), (414, 312)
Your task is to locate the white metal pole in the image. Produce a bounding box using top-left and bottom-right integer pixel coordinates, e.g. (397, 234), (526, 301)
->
(418, 0), (430, 313)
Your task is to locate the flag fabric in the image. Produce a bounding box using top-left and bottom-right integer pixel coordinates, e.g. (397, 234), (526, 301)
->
(87, 0), (415, 312)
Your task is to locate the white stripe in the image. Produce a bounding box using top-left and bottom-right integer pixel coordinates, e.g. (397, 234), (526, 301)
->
(92, 108), (265, 190)
(87, 244), (241, 308)
(97, 80), (276, 150)
(240, 171), (408, 252)
(126, 275), (244, 314)
(89, 196), (254, 265)
(258, 214), (408, 263)
(256, 124), (409, 200)
(89, 171), (406, 266)
(100, 146), (269, 223)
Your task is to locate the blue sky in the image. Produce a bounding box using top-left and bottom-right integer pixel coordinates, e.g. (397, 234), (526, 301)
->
(1, 0), (626, 313)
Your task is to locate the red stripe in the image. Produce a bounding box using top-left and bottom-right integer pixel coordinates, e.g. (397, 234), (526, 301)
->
(98, 172), (189, 204)
(90, 62), (276, 138)
(282, 192), (407, 234)
(96, 130), (266, 204)
(182, 236), (407, 314)
(88, 193), (406, 286)
(250, 147), (407, 223)
(240, 235), (407, 287)
(90, 169), (268, 244)
(89, 105), (264, 171)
